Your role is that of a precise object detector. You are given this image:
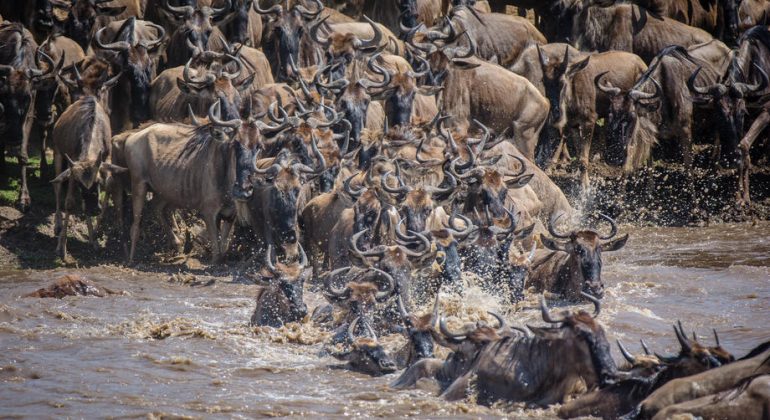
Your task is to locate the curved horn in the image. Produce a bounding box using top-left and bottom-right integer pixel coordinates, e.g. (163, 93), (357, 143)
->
(488, 311), (505, 330)
(140, 22), (166, 50)
(295, 133), (327, 174)
(183, 58), (215, 85)
(617, 339), (637, 365)
(444, 211), (474, 240)
(687, 66), (720, 96)
(208, 100), (241, 128)
(343, 172), (365, 199)
(164, 0), (194, 16)
(350, 228), (386, 258)
(540, 295), (564, 323)
(400, 230), (432, 258)
(325, 266), (353, 298)
(347, 316), (360, 339)
(547, 213), (571, 239)
(713, 329), (721, 347)
(368, 267), (395, 302)
(674, 321), (693, 353)
(581, 292), (601, 317)
(265, 244), (278, 274)
(641, 339), (652, 355)
(222, 54), (243, 80)
(309, 16), (332, 49)
(488, 207), (517, 237)
(734, 62), (769, 96)
(209, 0), (232, 19)
(594, 71), (620, 96)
(187, 104), (201, 126)
(630, 76), (662, 101)
(253, 2), (282, 15)
(94, 26), (130, 52)
(357, 16), (383, 50)
(439, 317), (466, 340)
(597, 213), (618, 240)
(294, 0), (324, 19)
(380, 171), (410, 195)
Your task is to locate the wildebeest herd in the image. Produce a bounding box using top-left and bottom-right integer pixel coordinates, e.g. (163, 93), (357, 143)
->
(1, 0), (769, 418)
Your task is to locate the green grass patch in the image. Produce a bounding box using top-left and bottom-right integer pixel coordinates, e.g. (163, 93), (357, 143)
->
(0, 156), (56, 208)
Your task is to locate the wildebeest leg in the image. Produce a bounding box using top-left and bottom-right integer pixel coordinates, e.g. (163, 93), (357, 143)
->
(220, 218), (234, 256)
(57, 180), (75, 259)
(128, 181), (148, 265)
(18, 111), (33, 211)
(441, 371), (473, 401)
(158, 202), (182, 251)
(577, 123), (592, 189)
(390, 358), (445, 389)
(737, 109), (770, 205)
(86, 216), (98, 251)
(53, 152), (64, 236)
(203, 213), (223, 264)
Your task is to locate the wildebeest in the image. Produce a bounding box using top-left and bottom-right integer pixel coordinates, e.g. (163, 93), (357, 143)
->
(236, 133), (327, 260)
(50, 0), (130, 50)
(92, 17), (165, 131)
(150, 55), (252, 121)
(413, 35), (549, 161)
(51, 72), (123, 259)
(458, 294), (617, 405)
(0, 22), (59, 210)
(327, 316), (398, 376)
(528, 214), (628, 300)
(118, 100), (265, 264)
(250, 245), (310, 327)
(429, 4), (546, 67)
(637, 342), (770, 419)
(255, 0), (324, 81)
(159, 0), (230, 68)
(574, 1), (714, 64)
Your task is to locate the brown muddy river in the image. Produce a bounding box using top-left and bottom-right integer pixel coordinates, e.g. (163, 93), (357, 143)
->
(1, 223), (769, 418)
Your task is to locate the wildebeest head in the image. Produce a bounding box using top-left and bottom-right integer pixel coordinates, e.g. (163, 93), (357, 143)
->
(541, 213), (629, 300)
(198, 99), (274, 201)
(430, 212), (475, 292)
(687, 62), (769, 167)
(163, 0), (231, 66)
(538, 46), (590, 128)
(329, 317), (397, 376)
(351, 227), (434, 308)
(177, 55), (253, 120)
(654, 321), (728, 371)
(406, 20), (479, 86)
(533, 293), (618, 387)
(286, 107), (349, 193)
(93, 18), (165, 125)
(262, 244), (309, 323)
(51, 0), (127, 49)
(396, 293), (439, 365)
(309, 15), (384, 80)
(595, 71), (661, 167)
(455, 153), (533, 220)
(434, 311), (505, 356)
(0, 50), (59, 142)
(324, 265), (395, 322)
(255, 0), (323, 82)
(253, 135), (326, 244)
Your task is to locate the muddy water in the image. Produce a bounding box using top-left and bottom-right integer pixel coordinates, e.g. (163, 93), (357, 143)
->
(1, 223), (769, 418)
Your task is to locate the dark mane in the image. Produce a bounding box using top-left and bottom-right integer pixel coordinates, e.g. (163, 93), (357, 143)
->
(178, 124), (217, 160)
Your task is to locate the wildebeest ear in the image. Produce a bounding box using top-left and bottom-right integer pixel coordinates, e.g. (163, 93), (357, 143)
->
(100, 162), (128, 174)
(450, 58), (480, 70)
(50, 168), (72, 184)
(96, 6), (127, 16)
(568, 56), (590, 76)
(505, 173), (533, 189)
(176, 78), (196, 94)
(541, 235), (567, 252)
(235, 73), (255, 92)
(601, 233), (629, 252)
(515, 223), (535, 239)
(418, 85), (443, 96)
